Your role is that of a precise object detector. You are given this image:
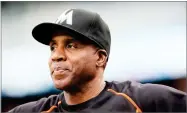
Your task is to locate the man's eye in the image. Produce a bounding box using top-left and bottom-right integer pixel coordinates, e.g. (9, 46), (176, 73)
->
(50, 46), (55, 51)
(67, 43), (77, 48)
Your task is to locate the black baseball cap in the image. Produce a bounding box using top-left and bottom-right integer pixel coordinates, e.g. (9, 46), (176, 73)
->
(32, 8), (111, 55)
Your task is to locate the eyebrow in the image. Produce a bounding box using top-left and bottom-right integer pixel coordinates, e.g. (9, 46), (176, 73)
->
(66, 38), (78, 43)
(49, 40), (56, 46)
(49, 38), (77, 46)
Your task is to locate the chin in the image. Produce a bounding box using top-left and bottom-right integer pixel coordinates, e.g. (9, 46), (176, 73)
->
(51, 73), (69, 88)
(53, 78), (70, 90)
(53, 78), (81, 93)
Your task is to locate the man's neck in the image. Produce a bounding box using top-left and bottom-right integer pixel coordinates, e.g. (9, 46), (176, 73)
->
(63, 75), (106, 105)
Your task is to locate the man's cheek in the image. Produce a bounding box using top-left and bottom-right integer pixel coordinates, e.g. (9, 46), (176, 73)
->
(48, 59), (52, 72)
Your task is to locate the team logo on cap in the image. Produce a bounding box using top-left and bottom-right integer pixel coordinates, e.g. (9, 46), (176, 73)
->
(55, 9), (73, 25)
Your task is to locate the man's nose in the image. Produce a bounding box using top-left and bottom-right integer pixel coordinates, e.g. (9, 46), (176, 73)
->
(51, 48), (67, 62)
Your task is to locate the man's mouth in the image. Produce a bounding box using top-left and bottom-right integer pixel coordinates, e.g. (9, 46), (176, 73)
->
(54, 69), (68, 73)
(55, 67), (67, 71)
(51, 66), (69, 78)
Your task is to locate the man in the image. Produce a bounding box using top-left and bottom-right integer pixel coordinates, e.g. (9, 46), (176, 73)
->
(9, 8), (186, 113)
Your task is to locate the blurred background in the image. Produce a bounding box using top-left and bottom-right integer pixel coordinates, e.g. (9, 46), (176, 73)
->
(2, 1), (186, 112)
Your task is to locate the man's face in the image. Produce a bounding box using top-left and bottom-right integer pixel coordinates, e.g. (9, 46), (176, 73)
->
(48, 34), (99, 91)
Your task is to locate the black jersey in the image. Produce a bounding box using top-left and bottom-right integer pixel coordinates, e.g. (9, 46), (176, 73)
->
(8, 81), (186, 112)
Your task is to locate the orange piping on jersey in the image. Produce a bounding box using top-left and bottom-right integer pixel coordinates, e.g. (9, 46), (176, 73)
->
(58, 100), (62, 105)
(41, 106), (57, 113)
(107, 89), (142, 113)
(41, 100), (62, 113)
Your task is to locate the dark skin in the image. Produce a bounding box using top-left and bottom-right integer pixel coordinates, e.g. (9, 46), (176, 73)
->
(48, 33), (108, 105)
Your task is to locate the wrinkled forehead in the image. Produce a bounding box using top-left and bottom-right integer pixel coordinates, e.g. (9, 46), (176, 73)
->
(50, 35), (73, 45)
(50, 30), (101, 48)
(51, 31), (74, 42)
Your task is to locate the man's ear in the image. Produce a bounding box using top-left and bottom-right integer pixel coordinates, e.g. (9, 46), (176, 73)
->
(96, 49), (108, 67)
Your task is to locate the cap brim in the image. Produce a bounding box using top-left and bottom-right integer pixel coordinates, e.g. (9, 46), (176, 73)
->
(32, 22), (105, 52)
(32, 23), (86, 45)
